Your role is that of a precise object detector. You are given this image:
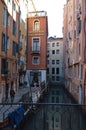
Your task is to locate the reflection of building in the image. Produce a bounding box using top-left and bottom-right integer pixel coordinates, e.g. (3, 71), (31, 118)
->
(63, 0), (86, 105)
(26, 11), (48, 85)
(46, 87), (63, 130)
(47, 37), (63, 83)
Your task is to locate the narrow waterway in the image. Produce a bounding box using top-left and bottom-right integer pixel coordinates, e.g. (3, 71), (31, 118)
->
(20, 85), (86, 130)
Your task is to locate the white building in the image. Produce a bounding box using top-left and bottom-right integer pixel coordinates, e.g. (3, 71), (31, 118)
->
(47, 37), (63, 83)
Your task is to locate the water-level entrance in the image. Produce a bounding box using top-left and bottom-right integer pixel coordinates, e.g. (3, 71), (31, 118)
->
(18, 85), (86, 130)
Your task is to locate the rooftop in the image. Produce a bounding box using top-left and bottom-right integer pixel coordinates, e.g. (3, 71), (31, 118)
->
(28, 10), (47, 17)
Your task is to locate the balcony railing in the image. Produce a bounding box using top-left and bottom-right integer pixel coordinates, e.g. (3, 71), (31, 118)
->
(28, 11), (47, 17)
(31, 46), (40, 54)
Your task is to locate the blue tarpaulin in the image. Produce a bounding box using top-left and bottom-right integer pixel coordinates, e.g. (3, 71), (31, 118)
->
(7, 105), (24, 128)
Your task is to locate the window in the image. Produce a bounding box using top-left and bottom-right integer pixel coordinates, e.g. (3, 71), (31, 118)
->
(56, 76), (60, 81)
(34, 20), (40, 31)
(56, 49), (60, 54)
(47, 60), (49, 64)
(77, 19), (81, 34)
(56, 90), (60, 95)
(56, 68), (59, 74)
(12, 41), (16, 56)
(32, 38), (40, 52)
(8, 14), (10, 26)
(52, 90), (55, 95)
(57, 42), (59, 46)
(13, 20), (16, 36)
(1, 59), (8, 74)
(3, 8), (6, 26)
(47, 50), (49, 53)
(2, 33), (7, 52)
(52, 50), (55, 54)
(47, 43), (50, 47)
(56, 118), (59, 122)
(47, 68), (49, 74)
(56, 60), (60, 64)
(51, 106), (55, 111)
(52, 68), (55, 74)
(16, 44), (19, 53)
(56, 96), (59, 103)
(52, 43), (55, 47)
(52, 96), (55, 103)
(56, 107), (60, 112)
(52, 76), (55, 81)
(13, 2), (16, 10)
(52, 60), (55, 64)
(33, 56), (39, 64)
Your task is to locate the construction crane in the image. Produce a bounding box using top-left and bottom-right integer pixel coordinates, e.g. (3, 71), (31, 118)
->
(28, 0), (38, 15)
(30, 0), (37, 12)
(26, 0), (37, 16)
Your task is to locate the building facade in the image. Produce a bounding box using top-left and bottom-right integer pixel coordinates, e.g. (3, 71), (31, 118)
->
(0, 0), (20, 102)
(26, 11), (48, 86)
(47, 37), (63, 84)
(63, 0), (86, 104)
(18, 0), (28, 87)
(0, 0), (28, 103)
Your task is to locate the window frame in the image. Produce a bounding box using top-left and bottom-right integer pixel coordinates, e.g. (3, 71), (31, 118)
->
(32, 56), (40, 65)
(56, 49), (60, 54)
(13, 20), (17, 36)
(56, 68), (59, 74)
(56, 60), (60, 64)
(33, 20), (40, 31)
(52, 68), (55, 74)
(32, 37), (40, 52)
(52, 50), (55, 54)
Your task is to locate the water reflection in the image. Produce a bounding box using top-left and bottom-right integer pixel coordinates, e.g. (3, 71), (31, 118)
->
(21, 86), (86, 130)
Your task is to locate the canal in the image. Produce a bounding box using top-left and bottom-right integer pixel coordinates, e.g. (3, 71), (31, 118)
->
(19, 85), (86, 130)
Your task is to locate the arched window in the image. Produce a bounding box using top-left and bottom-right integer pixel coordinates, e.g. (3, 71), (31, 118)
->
(34, 20), (40, 31)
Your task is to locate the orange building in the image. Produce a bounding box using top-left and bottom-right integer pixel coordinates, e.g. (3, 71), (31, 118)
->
(0, 0), (19, 102)
(26, 11), (48, 86)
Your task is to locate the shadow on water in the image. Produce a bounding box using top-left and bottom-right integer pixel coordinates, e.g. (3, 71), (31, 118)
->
(17, 85), (86, 130)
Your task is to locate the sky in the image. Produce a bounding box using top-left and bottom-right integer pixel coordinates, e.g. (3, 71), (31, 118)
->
(29, 0), (66, 37)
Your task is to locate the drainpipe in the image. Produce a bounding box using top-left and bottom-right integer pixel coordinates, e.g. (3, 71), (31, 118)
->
(5, 4), (9, 102)
(84, 0), (86, 104)
(84, 0), (86, 62)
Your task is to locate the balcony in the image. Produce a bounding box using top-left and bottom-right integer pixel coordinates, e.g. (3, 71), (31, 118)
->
(31, 46), (41, 54)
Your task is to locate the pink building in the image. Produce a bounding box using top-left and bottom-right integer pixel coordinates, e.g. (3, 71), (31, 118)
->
(63, 0), (86, 105)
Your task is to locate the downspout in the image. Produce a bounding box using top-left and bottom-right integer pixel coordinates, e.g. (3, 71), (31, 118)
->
(84, 0), (86, 62)
(84, 0), (86, 104)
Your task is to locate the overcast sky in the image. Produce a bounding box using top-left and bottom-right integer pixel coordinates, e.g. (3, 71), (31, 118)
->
(29, 0), (66, 37)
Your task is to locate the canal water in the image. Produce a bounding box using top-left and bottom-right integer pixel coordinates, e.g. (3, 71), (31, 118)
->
(20, 85), (86, 130)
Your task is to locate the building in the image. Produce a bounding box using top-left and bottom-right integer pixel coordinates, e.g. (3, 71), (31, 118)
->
(47, 37), (63, 84)
(26, 11), (48, 86)
(63, 0), (86, 104)
(18, 0), (28, 87)
(0, 0), (20, 102)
